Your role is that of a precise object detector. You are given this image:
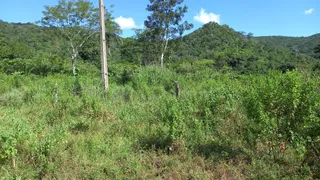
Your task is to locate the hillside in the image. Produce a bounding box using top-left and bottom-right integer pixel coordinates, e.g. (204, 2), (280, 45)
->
(255, 34), (320, 59)
(177, 22), (317, 73)
(0, 20), (68, 59)
(0, 20), (121, 64)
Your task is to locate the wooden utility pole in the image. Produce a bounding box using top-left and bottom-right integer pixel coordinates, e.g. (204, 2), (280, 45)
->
(99, 0), (108, 92)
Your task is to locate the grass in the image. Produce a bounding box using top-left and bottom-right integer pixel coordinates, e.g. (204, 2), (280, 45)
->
(0, 65), (319, 179)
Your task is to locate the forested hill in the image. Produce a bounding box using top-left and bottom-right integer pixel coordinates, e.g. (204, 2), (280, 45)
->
(0, 20), (66, 59)
(178, 22), (317, 73)
(255, 34), (320, 59)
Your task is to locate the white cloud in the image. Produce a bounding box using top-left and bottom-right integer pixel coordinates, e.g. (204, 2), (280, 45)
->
(115, 16), (137, 29)
(194, 8), (220, 24)
(304, 8), (314, 15)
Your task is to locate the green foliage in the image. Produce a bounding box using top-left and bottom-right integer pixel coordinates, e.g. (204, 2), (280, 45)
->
(243, 70), (320, 158)
(120, 37), (143, 65)
(0, 116), (32, 170)
(162, 97), (185, 141)
(144, 0), (193, 67)
(39, 0), (121, 75)
(32, 128), (66, 178)
(131, 66), (175, 93)
(40, 0), (99, 75)
(178, 22), (316, 73)
(256, 34), (320, 59)
(10, 42), (34, 59)
(0, 66), (319, 178)
(40, 0), (99, 32)
(0, 135), (17, 162)
(0, 32), (12, 59)
(0, 54), (66, 76)
(108, 62), (140, 85)
(0, 21), (56, 57)
(0, 14), (318, 75)
(79, 5), (122, 63)
(144, 0), (193, 40)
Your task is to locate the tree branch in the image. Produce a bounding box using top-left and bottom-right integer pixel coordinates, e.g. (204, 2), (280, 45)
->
(78, 31), (98, 48)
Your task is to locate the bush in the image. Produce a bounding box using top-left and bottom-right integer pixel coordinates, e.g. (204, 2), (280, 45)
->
(109, 62), (140, 85)
(243, 70), (320, 157)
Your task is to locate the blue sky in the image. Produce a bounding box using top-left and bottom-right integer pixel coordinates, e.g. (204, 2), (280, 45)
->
(0, 0), (319, 37)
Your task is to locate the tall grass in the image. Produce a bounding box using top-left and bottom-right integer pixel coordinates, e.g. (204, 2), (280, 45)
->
(0, 64), (319, 179)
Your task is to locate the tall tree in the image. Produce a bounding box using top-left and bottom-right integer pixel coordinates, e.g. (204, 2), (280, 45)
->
(144, 0), (193, 68)
(135, 28), (160, 66)
(40, 0), (99, 76)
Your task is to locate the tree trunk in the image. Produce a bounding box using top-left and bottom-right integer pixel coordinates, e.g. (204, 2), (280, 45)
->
(71, 52), (77, 76)
(160, 30), (169, 69)
(160, 51), (164, 69)
(72, 59), (76, 76)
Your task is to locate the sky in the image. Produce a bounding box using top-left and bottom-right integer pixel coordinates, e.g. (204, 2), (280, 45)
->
(0, 0), (319, 37)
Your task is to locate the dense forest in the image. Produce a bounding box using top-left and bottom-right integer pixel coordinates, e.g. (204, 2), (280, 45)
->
(0, 0), (320, 179)
(256, 34), (320, 59)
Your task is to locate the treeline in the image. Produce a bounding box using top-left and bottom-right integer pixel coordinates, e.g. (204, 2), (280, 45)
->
(1, 20), (319, 76)
(0, 0), (320, 77)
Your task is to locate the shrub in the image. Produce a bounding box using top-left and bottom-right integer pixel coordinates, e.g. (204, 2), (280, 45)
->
(243, 70), (320, 157)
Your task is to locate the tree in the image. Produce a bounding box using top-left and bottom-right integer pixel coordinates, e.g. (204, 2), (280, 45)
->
(11, 42), (34, 59)
(144, 0), (193, 68)
(246, 32), (254, 39)
(105, 6), (122, 57)
(40, 0), (99, 76)
(134, 28), (160, 66)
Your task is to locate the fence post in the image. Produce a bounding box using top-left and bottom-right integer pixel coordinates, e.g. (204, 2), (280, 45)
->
(54, 83), (58, 104)
(174, 81), (179, 98)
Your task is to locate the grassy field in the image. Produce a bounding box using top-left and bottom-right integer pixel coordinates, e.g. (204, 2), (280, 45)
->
(0, 64), (319, 179)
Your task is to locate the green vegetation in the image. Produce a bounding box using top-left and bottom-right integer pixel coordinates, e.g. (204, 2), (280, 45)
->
(0, 0), (320, 179)
(255, 34), (320, 59)
(178, 23), (317, 73)
(1, 65), (320, 179)
(144, 0), (194, 68)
